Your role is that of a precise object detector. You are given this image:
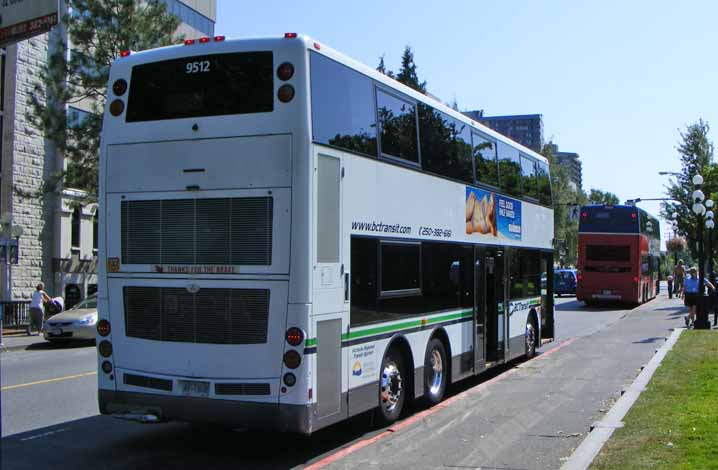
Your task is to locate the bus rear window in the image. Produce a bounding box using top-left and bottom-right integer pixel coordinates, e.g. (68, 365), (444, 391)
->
(586, 245), (630, 262)
(579, 207), (638, 233)
(126, 52), (273, 122)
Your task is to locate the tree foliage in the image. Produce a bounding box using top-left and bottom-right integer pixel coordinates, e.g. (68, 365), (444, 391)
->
(588, 188), (620, 205)
(661, 120), (715, 260)
(29, 0), (181, 198)
(376, 46), (426, 94)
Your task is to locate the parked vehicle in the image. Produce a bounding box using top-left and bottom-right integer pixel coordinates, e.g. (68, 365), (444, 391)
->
(554, 269), (577, 296)
(43, 294), (97, 342)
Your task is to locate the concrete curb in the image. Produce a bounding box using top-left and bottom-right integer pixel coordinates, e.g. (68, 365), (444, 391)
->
(560, 327), (684, 470)
(1, 337), (46, 353)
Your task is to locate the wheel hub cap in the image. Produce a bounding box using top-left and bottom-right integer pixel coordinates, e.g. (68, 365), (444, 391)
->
(381, 362), (403, 412)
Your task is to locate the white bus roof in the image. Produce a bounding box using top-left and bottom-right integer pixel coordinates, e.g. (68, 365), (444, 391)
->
(114, 33), (548, 165)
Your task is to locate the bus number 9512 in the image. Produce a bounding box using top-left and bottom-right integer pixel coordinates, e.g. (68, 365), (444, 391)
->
(186, 61), (211, 74)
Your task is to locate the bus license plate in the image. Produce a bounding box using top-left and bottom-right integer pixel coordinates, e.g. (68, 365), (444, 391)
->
(178, 380), (210, 398)
(602, 290), (613, 295)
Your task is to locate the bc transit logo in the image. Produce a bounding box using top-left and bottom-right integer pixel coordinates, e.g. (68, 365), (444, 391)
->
(352, 361), (362, 376)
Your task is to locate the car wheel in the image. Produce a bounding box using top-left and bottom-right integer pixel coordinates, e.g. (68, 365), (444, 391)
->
(423, 338), (448, 405)
(525, 319), (537, 359)
(376, 348), (406, 425)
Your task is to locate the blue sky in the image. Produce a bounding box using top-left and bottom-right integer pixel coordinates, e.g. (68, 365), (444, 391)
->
(216, 0), (718, 245)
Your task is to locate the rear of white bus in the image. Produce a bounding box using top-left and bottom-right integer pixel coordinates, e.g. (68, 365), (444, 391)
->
(97, 35), (314, 433)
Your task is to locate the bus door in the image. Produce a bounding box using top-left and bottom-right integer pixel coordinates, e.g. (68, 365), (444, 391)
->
(476, 248), (506, 366)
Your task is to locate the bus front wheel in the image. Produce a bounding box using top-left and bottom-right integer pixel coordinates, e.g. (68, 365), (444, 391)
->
(423, 338), (448, 405)
(377, 348), (406, 425)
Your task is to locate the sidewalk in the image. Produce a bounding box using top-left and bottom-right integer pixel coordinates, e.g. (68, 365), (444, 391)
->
(1, 331), (48, 352)
(319, 293), (687, 470)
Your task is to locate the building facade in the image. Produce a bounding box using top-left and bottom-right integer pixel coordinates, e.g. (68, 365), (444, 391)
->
(549, 143), (583, 191)
(464, 112), (544, 154)
(0, 1), (216, 307)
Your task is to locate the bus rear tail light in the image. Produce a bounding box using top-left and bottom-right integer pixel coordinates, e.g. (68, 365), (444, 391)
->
(283, 373), (296, 387)
(112, 79), (127, 96)
(284, 32), (298, 38)
(286, 327), (304, 346)
(109, 99), (125, 116)
(99, 340), (113, 358)
(277, 62), (294, 81)
(283, 350), (301, 369)
(97, 319), (111, 337)
(633, 276), (639, 283)
(278, 84), (295, 103)
(577, 271), (583, 282)
(101, 361), (113, 374)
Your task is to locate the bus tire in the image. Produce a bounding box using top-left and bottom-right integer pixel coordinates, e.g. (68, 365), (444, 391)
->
(376, 347), (407, 425)
(423, 338), (448, 405)
(525, 316), (537, 359)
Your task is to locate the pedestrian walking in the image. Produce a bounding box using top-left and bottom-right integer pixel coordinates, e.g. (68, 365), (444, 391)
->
(667, 275), (674, 299)
(28, 282), (50, 336)
(683, 267), (715, 328)
(674, 260), (686, 296)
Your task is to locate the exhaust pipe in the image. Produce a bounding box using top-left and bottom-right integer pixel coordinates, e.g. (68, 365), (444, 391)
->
(113, 413), (162, 424)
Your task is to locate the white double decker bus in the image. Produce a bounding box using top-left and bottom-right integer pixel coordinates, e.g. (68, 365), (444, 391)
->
(97, 33), (555, 434)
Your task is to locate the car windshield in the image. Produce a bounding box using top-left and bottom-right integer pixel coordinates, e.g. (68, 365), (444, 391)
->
(71, 295), (97, 310)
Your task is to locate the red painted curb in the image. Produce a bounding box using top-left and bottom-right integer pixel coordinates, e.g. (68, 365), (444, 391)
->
(305, 337), (577, 469)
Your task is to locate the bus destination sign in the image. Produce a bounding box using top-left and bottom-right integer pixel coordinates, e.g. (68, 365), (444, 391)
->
(154, 265), (237, 274)
(0, 0), (59, 48)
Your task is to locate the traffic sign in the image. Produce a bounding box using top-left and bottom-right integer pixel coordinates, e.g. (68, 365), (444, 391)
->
(0, 0), (59, 48)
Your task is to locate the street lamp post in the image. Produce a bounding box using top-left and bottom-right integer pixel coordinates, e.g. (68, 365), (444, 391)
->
(692, 175), (710, 329)
(706, 200), (715, 277)
(671, 213), (680, 266)
(0, 212), (23, 346)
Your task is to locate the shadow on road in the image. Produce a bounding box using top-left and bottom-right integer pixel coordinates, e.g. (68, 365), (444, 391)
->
(2, 359), (523, 470)
(25, 340), (95, 351)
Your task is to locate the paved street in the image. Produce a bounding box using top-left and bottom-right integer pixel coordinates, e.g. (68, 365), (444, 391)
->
(1, 294), (684, 469)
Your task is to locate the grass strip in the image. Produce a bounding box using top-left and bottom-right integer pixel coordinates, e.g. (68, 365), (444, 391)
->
(591, 331), (718, 469)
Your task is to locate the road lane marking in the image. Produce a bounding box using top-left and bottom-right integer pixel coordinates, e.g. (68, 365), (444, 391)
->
(1, 371), (96, 391)
(20, 428), (69, 441)
(305, 337), (578, 470)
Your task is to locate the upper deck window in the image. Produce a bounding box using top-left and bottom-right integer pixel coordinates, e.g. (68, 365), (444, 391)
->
(377, 89), (418, 164)
(126, 52), (273, 122)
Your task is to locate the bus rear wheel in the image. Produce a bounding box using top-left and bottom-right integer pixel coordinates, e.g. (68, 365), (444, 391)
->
(423, 338), (448, 405)
(525, 319), (537, 359)
(376, 348), (406, 425)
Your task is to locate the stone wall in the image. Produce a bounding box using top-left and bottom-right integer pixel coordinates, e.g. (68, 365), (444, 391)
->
(2, 33), (57, 300)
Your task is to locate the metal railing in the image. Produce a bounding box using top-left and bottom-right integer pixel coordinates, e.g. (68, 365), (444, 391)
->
(1, 301), (31, 329)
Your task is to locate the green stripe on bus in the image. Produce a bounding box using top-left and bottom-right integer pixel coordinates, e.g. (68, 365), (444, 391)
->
(304, 309), (473, 347)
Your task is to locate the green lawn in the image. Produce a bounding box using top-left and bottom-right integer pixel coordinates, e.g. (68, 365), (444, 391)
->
(591, 331), (718, 469)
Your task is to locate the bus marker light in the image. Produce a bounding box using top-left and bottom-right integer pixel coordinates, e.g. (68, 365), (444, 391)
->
(283, 350), (301, 369)
(97, 319), (111, 337)
(308, 388), (313, 400)
(283, 373), (296, 387)
(199, 37), (210, 43)
(184, 39), (195, 45)
(581, 212), (587, 218)
(278, 84), (295, 103)
(313, 42), (321, 50)
(214, 36), (225, 42)
(284, 32), (298, 38)
(421, 319), (427, 325)
(107, 258), (120, 272)
(285, 327), (304, 346)
(281, 386), (287, 393)
(109, 99), (125, 116)
(633, 276), (639, 283)
(277, 62), (294, 81)
(99, 340), (113, 358)
(120, 50), (131, 57)
(631, 213), (637, 219)
(101, 361), (113, 374)
(112, 79), (128, 96)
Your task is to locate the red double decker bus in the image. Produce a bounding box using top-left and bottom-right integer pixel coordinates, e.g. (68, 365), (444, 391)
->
(577, 204), (661, 305)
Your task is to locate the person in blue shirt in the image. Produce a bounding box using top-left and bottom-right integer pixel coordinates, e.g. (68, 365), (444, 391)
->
(683, 267), (715, 327)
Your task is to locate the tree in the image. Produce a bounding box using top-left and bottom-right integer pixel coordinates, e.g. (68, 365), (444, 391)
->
(29, 0), (182, 199)
(376, 46), (426, 94)
(661, 120), (715, 260)
(588, 189), (620, 205)
(542, 143), (587, 266)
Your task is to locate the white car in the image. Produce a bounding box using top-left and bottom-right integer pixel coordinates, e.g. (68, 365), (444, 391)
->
(43, 294), (98, 342)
